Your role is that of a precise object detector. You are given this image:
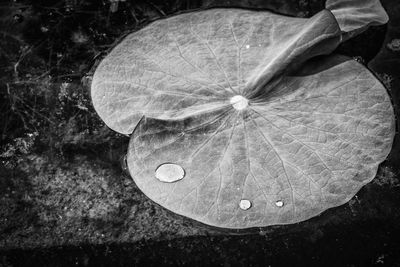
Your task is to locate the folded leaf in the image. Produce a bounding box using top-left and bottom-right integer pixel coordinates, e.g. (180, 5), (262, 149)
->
(91, 8), (395, 229)
(326, 0), (389, 41)
(91, 9), (340, 135)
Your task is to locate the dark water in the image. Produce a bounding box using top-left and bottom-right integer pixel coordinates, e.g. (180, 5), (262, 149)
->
(1, 0), (400, 266)
(4, 220), (400, 266)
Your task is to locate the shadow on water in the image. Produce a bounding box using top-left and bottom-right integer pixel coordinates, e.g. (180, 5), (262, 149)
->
(2, 217), (400, 267)
(1, 174), (399, 266)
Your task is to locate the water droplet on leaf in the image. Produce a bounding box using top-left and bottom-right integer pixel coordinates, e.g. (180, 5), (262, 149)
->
(239, 199), (252, 210)
(155, 163), (185, 183)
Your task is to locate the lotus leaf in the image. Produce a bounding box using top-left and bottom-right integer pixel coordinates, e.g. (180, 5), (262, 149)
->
(91, 1), (394, 228)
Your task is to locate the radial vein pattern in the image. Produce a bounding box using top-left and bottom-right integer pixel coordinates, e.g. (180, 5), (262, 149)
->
(91, 8), (395, 228)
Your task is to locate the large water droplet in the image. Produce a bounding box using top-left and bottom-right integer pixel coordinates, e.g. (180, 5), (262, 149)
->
(155, 163), (185, 183)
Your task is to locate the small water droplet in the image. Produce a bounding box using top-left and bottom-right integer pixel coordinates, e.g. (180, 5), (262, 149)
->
(155, 163), (185, 183)
(245, 45), (250, 49)
(275, 200), (284, 207)
(239, 199), (252, 210)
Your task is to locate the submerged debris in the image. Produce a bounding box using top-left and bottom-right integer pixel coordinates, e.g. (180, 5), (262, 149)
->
(387, 39), (400, 52)
(374, 166), (400, 187)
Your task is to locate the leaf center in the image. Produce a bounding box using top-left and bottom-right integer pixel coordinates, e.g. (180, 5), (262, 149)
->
(230, 95), (248, 110)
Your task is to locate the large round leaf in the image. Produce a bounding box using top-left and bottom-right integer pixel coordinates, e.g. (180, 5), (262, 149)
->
(91, 8), (340, 135)
(91, 8), (395, 228)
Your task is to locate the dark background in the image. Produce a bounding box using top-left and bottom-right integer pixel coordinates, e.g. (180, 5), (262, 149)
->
(0, 0), (399, 266)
